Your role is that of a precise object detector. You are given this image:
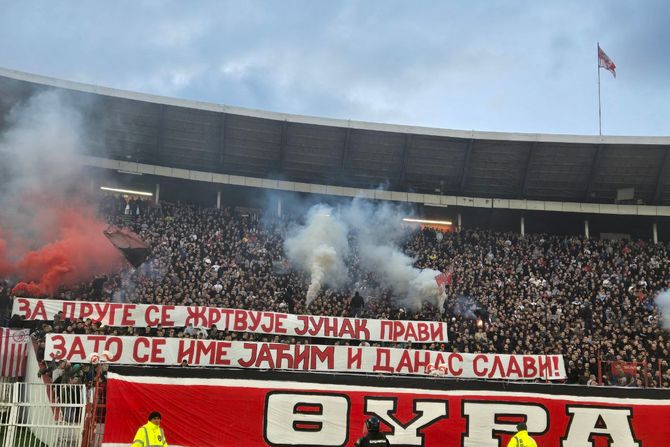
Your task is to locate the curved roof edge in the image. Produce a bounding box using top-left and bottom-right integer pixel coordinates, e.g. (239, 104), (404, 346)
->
(2, 66), (669, 145)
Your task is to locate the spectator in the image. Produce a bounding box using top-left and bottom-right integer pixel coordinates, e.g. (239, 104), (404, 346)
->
(350, 291), (365, 317)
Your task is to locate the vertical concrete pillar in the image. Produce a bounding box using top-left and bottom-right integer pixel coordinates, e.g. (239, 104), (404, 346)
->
(154, 183), (160, 205)
(520, 216), (526, 237)
(653, 222), (659, 244)
(584, 219), (590, 239)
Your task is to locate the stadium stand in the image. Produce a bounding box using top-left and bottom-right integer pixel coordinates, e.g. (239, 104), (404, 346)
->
(1, 68), (670, 445)
(9, 195), (668, 389)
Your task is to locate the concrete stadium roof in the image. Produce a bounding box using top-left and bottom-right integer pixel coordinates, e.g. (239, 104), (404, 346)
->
(1, 67), (669, 205)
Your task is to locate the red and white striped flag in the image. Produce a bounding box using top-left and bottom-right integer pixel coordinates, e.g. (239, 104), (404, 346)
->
(0, 328), (29, 378)
(598, 45), (616, 78)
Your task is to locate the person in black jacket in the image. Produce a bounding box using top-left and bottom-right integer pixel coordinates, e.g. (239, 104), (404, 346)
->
(355, 417), (390, 446)
(350, 291), (365, 317)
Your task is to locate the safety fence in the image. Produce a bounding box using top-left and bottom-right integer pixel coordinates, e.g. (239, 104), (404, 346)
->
(81, 379), (106, 447)
(0, 382), (86, 447)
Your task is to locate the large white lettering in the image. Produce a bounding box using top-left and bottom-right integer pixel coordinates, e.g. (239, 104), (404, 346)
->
(264, 393), (348, 446)
(462, 402), (548, 447)
(365, 398), (448, 446)
(562, 406), (640, 447)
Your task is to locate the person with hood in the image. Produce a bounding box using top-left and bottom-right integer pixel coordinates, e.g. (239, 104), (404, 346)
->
(132, 411), (167, 447)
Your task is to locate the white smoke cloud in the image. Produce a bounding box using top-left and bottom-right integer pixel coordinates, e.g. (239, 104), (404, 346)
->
(284, 198), (446, 311)
(284, 204), (350, 305)
(0, 90), (84, 193)
(407, 268), (447, 311)
(342, 198), (410, 245)
(0, 90), (86, 248)
(342, 198), (445, 310)
(655, 289), (670, 330)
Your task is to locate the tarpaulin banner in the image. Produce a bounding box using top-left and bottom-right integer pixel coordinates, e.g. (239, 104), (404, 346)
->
(13, 297), (447, 343)
(44, 334), (565, 379)
(101, 371), (670, 447)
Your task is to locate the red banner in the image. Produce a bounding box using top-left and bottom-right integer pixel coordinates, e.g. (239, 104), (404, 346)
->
(13, 297), (447, 343)
(102, 371), (670, 447)
(45, 334), (565, 379)
(611, 360), (638, 376)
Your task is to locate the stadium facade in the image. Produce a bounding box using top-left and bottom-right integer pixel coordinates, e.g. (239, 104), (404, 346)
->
(1, 67), (669, 240)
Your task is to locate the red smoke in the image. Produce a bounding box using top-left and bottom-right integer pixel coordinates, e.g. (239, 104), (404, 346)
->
(10, 282), (43, 297)
(3, 202), (123, 297)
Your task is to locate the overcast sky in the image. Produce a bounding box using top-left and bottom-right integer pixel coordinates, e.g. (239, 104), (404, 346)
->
(1, 1), (668, 136)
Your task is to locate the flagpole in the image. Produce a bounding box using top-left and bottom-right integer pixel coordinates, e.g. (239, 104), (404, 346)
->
(597, 42), (602, 136)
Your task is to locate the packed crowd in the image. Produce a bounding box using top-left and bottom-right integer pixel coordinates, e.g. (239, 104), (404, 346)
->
(7, 195), (670, 388)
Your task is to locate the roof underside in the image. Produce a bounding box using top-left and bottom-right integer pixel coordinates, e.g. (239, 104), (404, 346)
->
(1, 74), (669, 205)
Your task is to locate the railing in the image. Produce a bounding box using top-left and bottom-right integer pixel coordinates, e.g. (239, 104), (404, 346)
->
(81, 375), (106, 447)
(0, 382), (86, 447)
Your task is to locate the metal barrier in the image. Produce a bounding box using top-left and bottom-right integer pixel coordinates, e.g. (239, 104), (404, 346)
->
(0, 382), (86, 447)
(81, 378), (106, 447)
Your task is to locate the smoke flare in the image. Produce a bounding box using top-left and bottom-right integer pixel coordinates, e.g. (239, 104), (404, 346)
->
(284, 205), (350, 305)
(655, 289), (670, 330)
(0, 90), (123, 296)
(284, 198), (446, 310)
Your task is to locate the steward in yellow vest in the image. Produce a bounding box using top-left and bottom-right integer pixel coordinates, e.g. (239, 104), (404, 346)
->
(507, 423), (537, 447)
(132, 411), (168, 447)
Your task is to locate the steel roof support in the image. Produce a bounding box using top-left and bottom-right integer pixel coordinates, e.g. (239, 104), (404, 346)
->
(459, 139), (474, 193)
(279, 120), (288, 171)
(584, 144), (603, 201)
(521, 142), (537, 197)
(154, 104), (166, 164)
(339, 127), (352, 179)
(399, 133), (412, 189)
(218, 112), (227, 169)
(654, 147), (670, 204)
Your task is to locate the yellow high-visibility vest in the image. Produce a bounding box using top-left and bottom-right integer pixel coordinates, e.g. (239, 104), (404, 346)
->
(131, 421), (168, 447)
(507, 430), (537, 447)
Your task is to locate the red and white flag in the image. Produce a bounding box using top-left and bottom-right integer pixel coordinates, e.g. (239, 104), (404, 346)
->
(0, 328), (29, 378)
(434, 267), (453, 288)
(598, 45), (616, 78)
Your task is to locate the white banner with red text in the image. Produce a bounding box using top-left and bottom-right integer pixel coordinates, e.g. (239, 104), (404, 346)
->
(44, 333), (565, 379)
(101, 371), (670, 447)
(13, 297), (447, 343)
